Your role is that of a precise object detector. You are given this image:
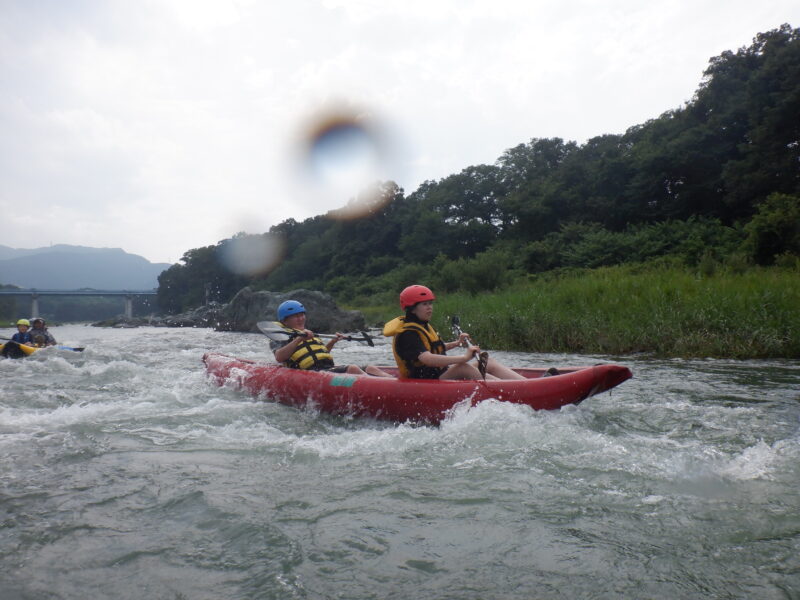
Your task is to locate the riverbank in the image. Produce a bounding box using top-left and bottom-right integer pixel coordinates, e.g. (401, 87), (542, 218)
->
(357, 264), (800, 359)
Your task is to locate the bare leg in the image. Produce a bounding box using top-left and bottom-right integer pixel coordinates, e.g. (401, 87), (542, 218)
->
(345, 364), (368, 375)
(484, 358), (526, 380)
(440, 363), (484, 380)
(365, 365), (393, 378)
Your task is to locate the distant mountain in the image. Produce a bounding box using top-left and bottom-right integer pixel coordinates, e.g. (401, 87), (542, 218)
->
(0, 245), (172, 289)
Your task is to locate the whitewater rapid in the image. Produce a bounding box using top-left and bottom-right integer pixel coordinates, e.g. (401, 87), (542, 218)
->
(1, 325), (798, 599)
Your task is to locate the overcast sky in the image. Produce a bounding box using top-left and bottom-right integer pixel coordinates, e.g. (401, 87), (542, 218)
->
(1, 1), (797, 264)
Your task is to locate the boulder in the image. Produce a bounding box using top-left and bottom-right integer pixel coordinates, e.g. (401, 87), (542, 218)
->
(216, 287), (365, 333)
(166, 302), (225, 328)
(92, 302), (226, 328)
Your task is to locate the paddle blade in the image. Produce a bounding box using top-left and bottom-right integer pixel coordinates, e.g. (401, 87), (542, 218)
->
(256, 320), (283, 333)
(359, 331), (375, 347)
(256, 321), (295, 342)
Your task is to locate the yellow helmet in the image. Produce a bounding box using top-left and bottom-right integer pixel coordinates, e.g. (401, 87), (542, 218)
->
(17, 318), (30, 326)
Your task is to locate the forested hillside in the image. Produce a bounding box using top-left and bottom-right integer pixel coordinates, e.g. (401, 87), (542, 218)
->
(158, 25), (800, 313)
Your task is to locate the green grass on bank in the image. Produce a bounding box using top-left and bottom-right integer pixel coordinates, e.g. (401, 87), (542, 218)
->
(355, 265), (800, 359)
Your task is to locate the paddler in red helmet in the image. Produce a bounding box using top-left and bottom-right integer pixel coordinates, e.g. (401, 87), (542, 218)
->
(383, 285), (525, 380)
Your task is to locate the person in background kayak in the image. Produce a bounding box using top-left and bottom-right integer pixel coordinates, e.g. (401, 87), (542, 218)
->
(383, 285), (526, 381)
(271, 300), (392, 377)
(10, 318), (34, 346)
(30, 318), (57, 347)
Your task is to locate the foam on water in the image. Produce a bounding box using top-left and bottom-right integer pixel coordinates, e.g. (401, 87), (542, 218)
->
(720, 437), (800, 481)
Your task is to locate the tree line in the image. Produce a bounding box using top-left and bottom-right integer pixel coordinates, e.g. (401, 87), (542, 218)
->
(158, 24), (800, 313)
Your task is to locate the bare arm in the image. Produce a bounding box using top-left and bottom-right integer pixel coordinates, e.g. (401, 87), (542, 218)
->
(325, 333), (345, 352)
(417, 344), (479, 368)
(444, 332), (471, 351)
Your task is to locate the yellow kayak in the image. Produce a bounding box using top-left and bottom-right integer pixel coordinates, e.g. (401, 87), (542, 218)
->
(0, 341), (39, 359)
(0, 341), (84, 358)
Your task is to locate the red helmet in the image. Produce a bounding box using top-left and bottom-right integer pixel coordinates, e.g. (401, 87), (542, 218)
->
(399, 285), (435, 309)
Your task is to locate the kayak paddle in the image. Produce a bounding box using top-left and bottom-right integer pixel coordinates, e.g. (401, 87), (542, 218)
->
(451, 315), (488, 379)
(256, 321), (375, 346)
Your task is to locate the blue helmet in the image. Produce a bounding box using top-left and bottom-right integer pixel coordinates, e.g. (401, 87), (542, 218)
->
(277, 300), (305, 321)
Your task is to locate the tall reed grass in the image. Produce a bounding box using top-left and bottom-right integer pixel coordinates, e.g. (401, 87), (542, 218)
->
(362, 265), (800, 358)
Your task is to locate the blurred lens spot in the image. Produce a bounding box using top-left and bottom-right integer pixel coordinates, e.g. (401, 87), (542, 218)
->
(310, 120), (377, 186)
(219, 233), (285, 276)
(291, 106), (397, 219)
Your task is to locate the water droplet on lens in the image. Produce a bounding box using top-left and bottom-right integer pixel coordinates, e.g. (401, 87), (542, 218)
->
(291, 106), (397, 219)
(309, 121), (379, 188)
(218, 233), (285, 276)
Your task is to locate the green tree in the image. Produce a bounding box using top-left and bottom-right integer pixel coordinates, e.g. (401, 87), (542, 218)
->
(742, 192), (800, 264)
(718, 25), (800, 215)
(157, 243), (248, 313)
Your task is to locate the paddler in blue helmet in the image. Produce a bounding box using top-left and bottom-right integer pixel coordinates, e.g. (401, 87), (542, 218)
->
(271, 300), (391, 377)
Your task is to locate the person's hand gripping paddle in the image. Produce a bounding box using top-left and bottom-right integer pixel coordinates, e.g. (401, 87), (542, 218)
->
(451, 316), (488, 379)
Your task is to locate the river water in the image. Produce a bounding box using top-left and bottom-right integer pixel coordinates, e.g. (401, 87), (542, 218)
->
(1, 325), (798, 600)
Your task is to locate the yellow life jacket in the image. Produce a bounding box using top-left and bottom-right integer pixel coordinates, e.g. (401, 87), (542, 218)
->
(278, 325), (335, 370)
(383, 316), (446, 378)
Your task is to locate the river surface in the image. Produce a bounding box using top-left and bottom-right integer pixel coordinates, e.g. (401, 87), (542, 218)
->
(1, 325), (798, 600)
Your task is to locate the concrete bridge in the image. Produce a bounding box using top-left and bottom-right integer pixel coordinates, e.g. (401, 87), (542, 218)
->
(0, 289), (157, 319)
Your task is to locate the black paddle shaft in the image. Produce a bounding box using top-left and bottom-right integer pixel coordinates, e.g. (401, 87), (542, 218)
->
(450, 315), (472, 347)
(257, 321), (374, 346)
(451, 316), (488, 379)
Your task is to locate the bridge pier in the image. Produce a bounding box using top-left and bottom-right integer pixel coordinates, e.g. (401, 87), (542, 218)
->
(30, 293), (39, 319)
(0, 288), (156, 321)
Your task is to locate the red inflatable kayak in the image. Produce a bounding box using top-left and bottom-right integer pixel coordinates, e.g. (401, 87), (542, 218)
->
(203, 353), (632, 424)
